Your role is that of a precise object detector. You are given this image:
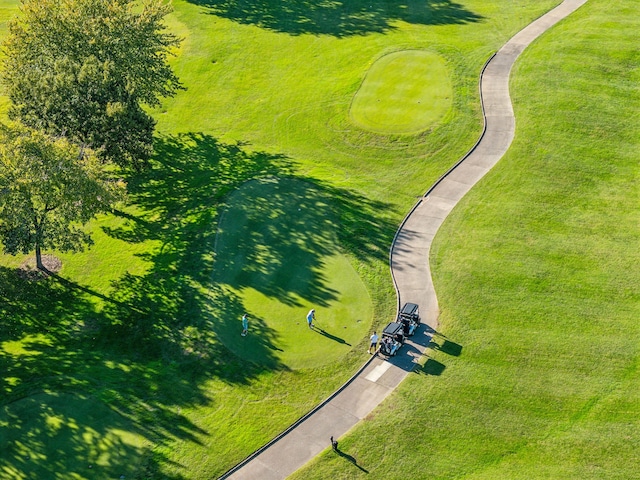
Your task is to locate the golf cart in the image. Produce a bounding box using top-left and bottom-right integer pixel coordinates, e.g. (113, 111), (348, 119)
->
(378, 321), (405, 357)
(397, 302), (420, 336)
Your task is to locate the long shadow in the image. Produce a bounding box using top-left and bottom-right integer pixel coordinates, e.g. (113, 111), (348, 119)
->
(188, 0), (483, 37)
(212, 177), (341, 307)
(335, 447), (369, 473)
(382, 325), (462, 374)
(433, 338), (463, 356)
(412, 330), (462, 376)
(383, 323), (433, 372)
(211, 175), (392, 308)
(0, 135), (295, 478)
(314, 326), (351, 346)
(0, 267), (207, 479)
(102, 132), (392, 359)
(1, 132), (396, 477)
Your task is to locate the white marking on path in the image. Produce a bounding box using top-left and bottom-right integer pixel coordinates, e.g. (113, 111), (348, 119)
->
(365, 362), (392, 383)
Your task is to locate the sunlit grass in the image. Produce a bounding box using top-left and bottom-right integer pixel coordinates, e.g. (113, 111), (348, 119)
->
(291, 1), (640, 478)
(0, 0), (593, 478)
(213, 177), (373, 369)
(350, 50), (452, 134)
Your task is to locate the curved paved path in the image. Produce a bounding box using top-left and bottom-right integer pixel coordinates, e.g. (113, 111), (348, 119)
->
(220, 1), (587, 478)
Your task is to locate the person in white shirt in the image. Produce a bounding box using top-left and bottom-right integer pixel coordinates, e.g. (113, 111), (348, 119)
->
(368, 331), (379, 354)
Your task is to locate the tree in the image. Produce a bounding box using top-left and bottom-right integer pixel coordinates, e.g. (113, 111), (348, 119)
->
(1, 0), (183, 170)
(0, 125), (125, 270)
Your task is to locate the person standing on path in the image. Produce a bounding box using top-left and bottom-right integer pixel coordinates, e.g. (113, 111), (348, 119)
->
(368, 331), (379, 354)
(241, 314), (248, 336)
(307, 309), (315, 329)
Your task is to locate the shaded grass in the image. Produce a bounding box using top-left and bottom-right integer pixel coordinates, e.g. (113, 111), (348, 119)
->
(0, 0), (572, 478)
(290, 1), (640, 479)
(0, 392), (147, 480)
(214, 177), (373, 369)
(0, 132), (391, 478)
(186, 0), (485, 37)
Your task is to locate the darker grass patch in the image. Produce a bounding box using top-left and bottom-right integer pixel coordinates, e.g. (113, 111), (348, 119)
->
(17, 254), (62, 280)
(420, 358), (446, 376)
(1, 132), (395, 477)
(0, 392), (147, 479)
(188, 0), (483, 37)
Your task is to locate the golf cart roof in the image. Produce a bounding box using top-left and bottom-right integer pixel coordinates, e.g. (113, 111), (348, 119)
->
(383, 322), (404, 336)
(400, 303), (419, 316)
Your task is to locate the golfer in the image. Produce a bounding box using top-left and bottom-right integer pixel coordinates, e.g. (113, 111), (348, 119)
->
(241, 314), (248, 336)
(368, 331), (379, 354)
(306, 309), (315, 329)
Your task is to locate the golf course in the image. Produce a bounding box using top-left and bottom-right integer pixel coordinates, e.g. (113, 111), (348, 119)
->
(1, 0), (638, 479)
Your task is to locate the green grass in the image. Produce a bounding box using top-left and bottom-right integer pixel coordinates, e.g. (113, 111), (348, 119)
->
(350, 50), (452, 134)
(214, 177), (372, 369)
(1, 392), (147, 480)
(2, 0), (616, 478)
(291, 0), (640, 478)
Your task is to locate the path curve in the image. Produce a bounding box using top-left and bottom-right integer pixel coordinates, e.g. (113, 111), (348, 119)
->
(220, 1), (587, 478)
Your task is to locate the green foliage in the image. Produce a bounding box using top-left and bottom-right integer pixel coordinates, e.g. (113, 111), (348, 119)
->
(0, 125), (125, 268)
(4, 0), (619, 478)
(0, 0), (182, 169)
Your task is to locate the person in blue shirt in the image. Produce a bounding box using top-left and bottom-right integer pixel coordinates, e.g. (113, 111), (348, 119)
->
(306, 309), (315, 329)
(241, 314), (248, 336)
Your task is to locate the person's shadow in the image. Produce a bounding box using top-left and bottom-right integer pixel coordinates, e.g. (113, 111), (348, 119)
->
(332, 442), (368, 473)
(314, 327), (351, 346)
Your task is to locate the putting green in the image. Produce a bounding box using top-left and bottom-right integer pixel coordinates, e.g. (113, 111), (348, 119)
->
(350, 50), (452, 134)
(0, 392), (147, 479)
(213, 177), (372, 369)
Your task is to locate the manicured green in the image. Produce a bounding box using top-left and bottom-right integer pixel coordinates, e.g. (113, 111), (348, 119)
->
(8, 0), (631, 478)
(214, 177), (372, 369)
(291, 1), (640, 479)
(350, 50), (452, 134)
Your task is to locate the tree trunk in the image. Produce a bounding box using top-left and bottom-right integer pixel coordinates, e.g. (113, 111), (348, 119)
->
(35, 242), (43, 270)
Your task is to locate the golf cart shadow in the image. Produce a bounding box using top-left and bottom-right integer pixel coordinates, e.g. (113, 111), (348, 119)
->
(383, 323), (434, 373)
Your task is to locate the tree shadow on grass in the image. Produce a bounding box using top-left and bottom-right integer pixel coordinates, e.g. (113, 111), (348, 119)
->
(188, 0), (483, 37)
(211, 175), (393, 309)
(1, 132), (396, 478)
(0, 135), (294, 477)
(106, 132), (393, 308)
(0, 267), (205, 479)
(212, 177), (342, 308)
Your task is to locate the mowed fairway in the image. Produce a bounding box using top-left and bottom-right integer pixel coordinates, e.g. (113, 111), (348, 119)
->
(214, 177), (372, 369)
(291, 1), (640, 478)
(0, 0), (606, 478)
(350, 50), (452, 134)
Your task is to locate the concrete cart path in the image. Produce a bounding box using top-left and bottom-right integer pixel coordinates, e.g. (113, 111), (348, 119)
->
(220, 1), (587, 478)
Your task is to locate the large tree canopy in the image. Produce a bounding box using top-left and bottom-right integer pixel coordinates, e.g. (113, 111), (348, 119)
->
(0, 125), (125, 270)
(1, 0), (183, 169)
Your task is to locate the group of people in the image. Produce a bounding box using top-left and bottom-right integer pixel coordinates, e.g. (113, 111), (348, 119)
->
(240, 311), (385, 355)
(239, 309), (316, 337)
